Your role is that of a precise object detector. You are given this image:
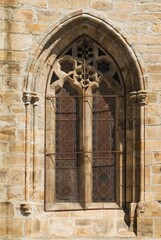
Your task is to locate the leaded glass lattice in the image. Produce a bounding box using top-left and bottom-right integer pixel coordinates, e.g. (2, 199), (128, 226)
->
(93, 81), (116, 202)
(55, 82), (80, 202)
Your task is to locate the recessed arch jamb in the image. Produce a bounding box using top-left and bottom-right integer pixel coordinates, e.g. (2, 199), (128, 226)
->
(23, 13), (148, 214)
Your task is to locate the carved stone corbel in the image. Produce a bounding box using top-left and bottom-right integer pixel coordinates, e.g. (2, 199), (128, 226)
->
(20, 203), (32, 215)
(136, 201), (148, 217)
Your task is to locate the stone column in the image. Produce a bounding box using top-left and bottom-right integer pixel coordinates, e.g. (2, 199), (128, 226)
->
(22, 91), (39, 214)
(32, 96), (39, 198)
(137, 90), (147, 203)
(130, 91), (138, 203)
(129, 90), (147, 231)
(129, 91), (138, 231)
(83, 95), (93, 207)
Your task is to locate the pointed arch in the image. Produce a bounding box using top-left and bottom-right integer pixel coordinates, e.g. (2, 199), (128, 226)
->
(24, 12), (147, 94)
(45, 34), (126, 209)
(23, 12), (148, 219)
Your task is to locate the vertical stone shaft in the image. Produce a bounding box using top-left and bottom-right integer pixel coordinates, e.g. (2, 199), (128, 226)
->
(25, 102), (31, 201)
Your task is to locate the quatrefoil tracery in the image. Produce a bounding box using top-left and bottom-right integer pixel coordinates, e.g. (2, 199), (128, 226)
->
(50, 36), (122, 91)
(74, 65), (97, 89)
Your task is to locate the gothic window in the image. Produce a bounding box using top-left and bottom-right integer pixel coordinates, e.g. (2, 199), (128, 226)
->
(45, 35), (125, 210)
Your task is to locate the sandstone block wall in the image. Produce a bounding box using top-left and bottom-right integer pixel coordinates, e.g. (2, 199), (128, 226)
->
(1, 0), (161, 239)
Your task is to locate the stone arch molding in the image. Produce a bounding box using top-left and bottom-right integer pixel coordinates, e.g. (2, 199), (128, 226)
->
(24, 12), (147, 94)
(22, 12), (148, 219)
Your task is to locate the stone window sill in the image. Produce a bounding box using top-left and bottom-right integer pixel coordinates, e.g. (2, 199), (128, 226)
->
(45, 202), (120, 211)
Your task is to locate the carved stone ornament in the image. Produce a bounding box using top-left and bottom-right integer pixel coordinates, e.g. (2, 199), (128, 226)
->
(137, 90), (148, 105)
(130, 90), (147, 105)
(136, 201), (148, 217)
(130, 91), (137, 104)
(20, 203), (32, 215)
(23, 91), (39, 105)
(49, 35), (124, 93)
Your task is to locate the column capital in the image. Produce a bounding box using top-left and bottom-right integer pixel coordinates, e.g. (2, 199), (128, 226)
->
(137, 90), (148, 106)
(130, 90), (148, 106)
(23, 91), (39, 106)
(130, 91), (138, 104)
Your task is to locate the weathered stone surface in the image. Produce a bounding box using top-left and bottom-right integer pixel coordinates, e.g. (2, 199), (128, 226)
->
(74, 226), (92, 237)
(32, 218), (40, 234)
(0, 219), (7, 237)
(48, 219), (73, 237)
(8, 186), (23, 200)
(7, 218), (23, 237)
(75, 219), (91, 226)
(91, 218), (117, 237)
(19, 0), (47, 8)
(152, 165), (161, 174)
(10, 34), (33, 51)
(0, 0), (19, 6)
(117, 219), (128, 232)
(145, 166), (150, 186)
(90, 1), (113, 10)
(154, 152), (161, 162)
(0, 142), (8, 152)
(70, 0), (89, 8)
(37, 10), (62, 23)
(10, 169), (24, 185)
(24, 23), (48, 34)
(13, 9), (36, 22)
(115, 2), (135, 12)
(154, 186), (161, 199)
(154, 217), (161, 238)
(0, 127), (15, 141)
(153, 175), (161, 184)
(48, 0), (71, 9)
(137, 218), (153, 237)
(145, 192), (155, 202)
(0, 169), (8, 183)
(0, 33), (5, 49)
(0, 202), (14, 217)
(1, 0), (161, 239)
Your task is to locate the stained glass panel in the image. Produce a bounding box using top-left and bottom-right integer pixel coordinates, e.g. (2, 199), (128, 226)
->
(55, 82), (79, 202)
(93, 81), (116, 202)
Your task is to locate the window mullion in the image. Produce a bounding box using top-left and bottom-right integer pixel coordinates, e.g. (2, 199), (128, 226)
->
(83, 92), (93, 205)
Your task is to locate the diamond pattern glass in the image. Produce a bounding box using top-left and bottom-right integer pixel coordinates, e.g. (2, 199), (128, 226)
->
(93, 81), (116, 202)
(55, 82), (79, 202)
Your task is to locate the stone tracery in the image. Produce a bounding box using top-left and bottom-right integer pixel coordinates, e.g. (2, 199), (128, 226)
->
(50, 36), (123, 92)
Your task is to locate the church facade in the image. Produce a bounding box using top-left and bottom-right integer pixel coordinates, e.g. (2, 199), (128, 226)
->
(1, 0), (161, 239)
